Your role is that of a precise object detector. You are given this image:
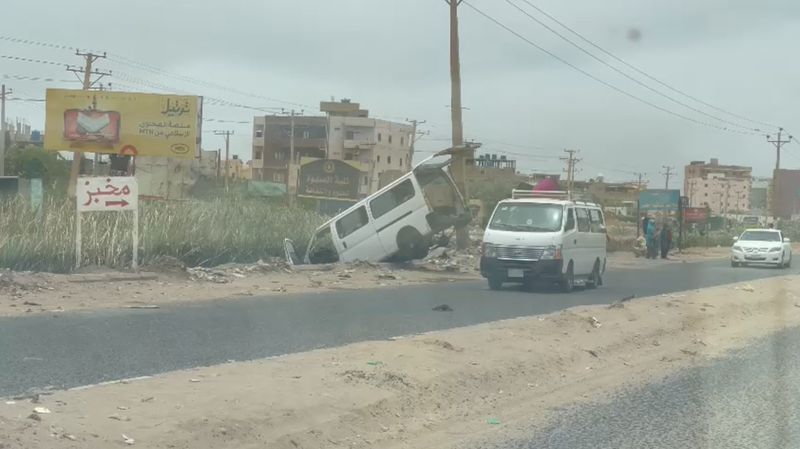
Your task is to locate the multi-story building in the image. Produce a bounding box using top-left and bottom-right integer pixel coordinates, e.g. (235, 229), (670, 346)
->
(251, 99), (413, 196)
(684, 158), (752, 215)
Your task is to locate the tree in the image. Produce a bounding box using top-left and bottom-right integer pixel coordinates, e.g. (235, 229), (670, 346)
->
(4, 144), (69, 191)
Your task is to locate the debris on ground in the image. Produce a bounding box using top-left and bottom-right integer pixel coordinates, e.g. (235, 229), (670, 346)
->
(432, 304), (453, 312)
(187, 259), (291, 283)
(584, 349), (599, 358)
(740, 284), (755, 293)
(588, 316), (602, 328)
(32, 407), (51, 414)
(122, 433), (136, 445)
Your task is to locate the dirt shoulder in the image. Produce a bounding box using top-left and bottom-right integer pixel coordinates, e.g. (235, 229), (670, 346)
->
(2, 275), (800, 449)
(0, 258), (478, 317)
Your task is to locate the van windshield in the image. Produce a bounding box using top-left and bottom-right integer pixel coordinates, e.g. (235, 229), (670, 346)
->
(489, 203), (563, 232)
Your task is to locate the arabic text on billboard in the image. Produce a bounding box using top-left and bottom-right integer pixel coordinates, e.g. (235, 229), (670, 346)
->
(44, 89), (201, 159)
(298, 160), (361, 200)
(639, 190), (680, 212)
(683, 207), (708, 223)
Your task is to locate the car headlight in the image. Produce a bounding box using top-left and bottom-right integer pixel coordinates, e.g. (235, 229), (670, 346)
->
(482, 243), (497, 258)
(732, 245), (743, 251)
(540, 245), (562, 260)
(769, 246), (782, 252)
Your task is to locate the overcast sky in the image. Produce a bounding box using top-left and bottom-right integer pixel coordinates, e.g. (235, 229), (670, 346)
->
(2, 0), (800, 184)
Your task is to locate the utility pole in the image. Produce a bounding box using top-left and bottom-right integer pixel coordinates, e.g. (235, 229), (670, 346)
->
(446, 0), (470, 250)
(406, 119), (426, 168)
(768, 128), (792, 220)
(214, 130), (234, 190)
(660, 166), (674, 190)
(633, 172), (647, 238)
(0, 84), (11, 176)
(560, 149), (581, 197)
(66, 51), (110, 196)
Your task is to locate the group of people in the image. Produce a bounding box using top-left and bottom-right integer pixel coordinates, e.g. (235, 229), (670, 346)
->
(635, 217), (673, 259)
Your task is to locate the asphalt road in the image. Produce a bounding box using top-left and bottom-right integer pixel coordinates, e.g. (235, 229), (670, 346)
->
(490, 325), (800, 449)
(0, 259), (796, 397)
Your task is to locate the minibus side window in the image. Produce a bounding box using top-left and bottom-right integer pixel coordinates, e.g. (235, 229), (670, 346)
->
(564, 208), (576, 231)
(589, 209), (605, 233)
(576, 208), (590, 232)
(335, 206), (369, 238)
(370, 179), (415, 219)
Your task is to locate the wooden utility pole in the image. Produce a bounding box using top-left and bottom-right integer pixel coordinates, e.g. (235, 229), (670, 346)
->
(560, 149), (581, 197)
(406, 119), (426, 168)
(0, 84), (11, 176)
(66, 51), (110, 196)
(660, 166), (675, 190)
(214, 130), (234, 189)
(446, 0), (471, 249)
(768, 128), (792, 220)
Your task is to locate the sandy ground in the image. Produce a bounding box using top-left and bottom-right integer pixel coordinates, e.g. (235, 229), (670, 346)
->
(2, 275), (800, 449)
(0, 245), (737, 317)
(0, 259), (477, 317)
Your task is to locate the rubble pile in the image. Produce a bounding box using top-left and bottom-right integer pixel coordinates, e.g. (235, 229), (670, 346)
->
(187, 258), (291, 283)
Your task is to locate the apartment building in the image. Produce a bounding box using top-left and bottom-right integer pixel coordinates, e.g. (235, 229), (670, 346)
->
(684, 158), (752, 215)
(251, 100), (413, 196)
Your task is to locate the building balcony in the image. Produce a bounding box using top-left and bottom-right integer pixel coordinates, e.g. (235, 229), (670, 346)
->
(344, 139), (376, 150)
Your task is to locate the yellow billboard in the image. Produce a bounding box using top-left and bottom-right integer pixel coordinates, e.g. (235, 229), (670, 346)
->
(44, 89), (202, 159)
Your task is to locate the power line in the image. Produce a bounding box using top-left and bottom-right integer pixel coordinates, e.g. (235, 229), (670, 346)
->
(512, 0), (780, 130)
(505, 0), (762, 133)
(461, 1), (760, 136)
(0, 54), (67, 67)
(1, 73), (78, 83)
(0, 35), (76, 51)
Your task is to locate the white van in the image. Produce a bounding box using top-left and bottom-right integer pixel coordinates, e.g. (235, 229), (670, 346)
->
(285, 153), (470, 265)
(480, 190), (607, 292)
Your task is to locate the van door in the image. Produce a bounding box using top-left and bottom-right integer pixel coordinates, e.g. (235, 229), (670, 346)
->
(574, 207), (592, 275)
(562, 207), (579, 274)
(333, 205), (385, 262)
(588, 208), (607, 273)
(369, 178), (429, 257)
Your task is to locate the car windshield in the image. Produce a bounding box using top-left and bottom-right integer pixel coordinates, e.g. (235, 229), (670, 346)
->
(489, 203), (563, 232)
(740, 231), (781, 242)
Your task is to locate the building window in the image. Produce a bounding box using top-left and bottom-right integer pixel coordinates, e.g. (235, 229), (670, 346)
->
(364, 176), (369, 186)
(346, 130), (355, 140)
(377, 155), (381, 163)
(378, 133), (382, 142)
(388, 156), (392, 164)
(303, 130), (311, 139)
(388, 135), (393, 144)
(255, 125), (264, 138)
(275, 151), (287, 161)
(273, 172), (285, 183)
(401, 137), (405, 146)
(399, 158), (403, 167)
(344, 153), (354, 161)
(254, 149), (263, 160)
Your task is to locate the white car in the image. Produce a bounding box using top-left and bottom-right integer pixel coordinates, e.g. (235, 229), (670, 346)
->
(731, 229), (792, 268)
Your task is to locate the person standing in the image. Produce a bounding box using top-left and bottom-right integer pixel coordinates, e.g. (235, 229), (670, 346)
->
(660, 222), (672, 259)
(645, 218), (657, 259)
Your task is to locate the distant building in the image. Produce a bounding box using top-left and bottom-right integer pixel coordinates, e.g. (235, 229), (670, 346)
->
(467, 153), (521, 182)
(750, 177), (770, 215)
(251, 99), (413, 196)
(684, 158), (752, 215)
(773, 169), (800, 218)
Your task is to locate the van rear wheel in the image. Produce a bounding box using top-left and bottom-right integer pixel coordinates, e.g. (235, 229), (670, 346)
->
(587, 261), (601, 289)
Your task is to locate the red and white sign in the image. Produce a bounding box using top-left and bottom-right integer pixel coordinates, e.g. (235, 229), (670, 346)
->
(683, 207), (708, 223)
(77, 177), (138, 212)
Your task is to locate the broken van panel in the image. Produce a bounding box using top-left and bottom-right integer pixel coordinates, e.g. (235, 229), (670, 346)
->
(285, 152), (471, 265)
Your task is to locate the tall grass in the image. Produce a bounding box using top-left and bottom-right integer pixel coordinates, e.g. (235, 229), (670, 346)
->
(0, 196), (322, 273)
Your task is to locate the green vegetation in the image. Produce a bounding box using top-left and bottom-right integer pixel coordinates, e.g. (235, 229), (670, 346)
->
(0, 196), (322, 273)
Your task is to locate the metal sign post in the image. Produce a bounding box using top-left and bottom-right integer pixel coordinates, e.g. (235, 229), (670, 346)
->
(75, 176), (139, 270)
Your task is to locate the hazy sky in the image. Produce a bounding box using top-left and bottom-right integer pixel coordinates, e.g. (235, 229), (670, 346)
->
(3, 0), (800, 184)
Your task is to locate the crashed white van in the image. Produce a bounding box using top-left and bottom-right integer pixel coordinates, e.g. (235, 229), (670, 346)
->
(285, 150), (470, 265)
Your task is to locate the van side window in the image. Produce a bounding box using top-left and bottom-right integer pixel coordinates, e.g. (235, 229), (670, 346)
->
(589, 209), (605, 233)
(576, 208), (590, 232)
(370, 179), (415, 219)
(335, 206), (369, 238)
(564, 208), (576, 231)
